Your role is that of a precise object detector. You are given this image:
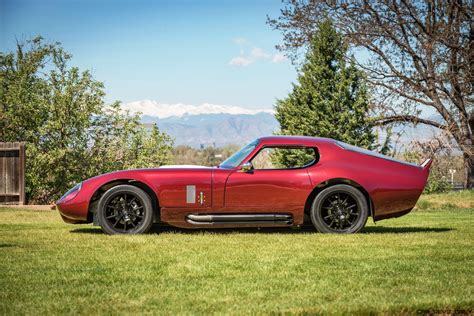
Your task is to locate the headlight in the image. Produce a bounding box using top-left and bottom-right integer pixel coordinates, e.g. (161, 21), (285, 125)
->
(59, 182), (82, 203)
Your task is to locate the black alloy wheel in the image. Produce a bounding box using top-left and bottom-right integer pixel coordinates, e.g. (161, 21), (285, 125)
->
(310, 184), (368, 234)
(97, 185), (154, 235)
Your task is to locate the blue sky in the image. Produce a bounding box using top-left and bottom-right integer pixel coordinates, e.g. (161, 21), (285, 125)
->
(0, 0), (297, 109)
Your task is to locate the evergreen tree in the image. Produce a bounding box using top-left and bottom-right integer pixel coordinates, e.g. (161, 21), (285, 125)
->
(274, 19), (375, 166)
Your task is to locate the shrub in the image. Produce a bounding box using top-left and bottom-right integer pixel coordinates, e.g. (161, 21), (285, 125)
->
(423, 173), (452, 194)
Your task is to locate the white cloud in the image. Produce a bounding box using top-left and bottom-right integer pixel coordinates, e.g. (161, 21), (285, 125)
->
(228, 39), (287, 67)
(271, 53), (286, 63)
(232, 37), (248, 45)
(251, 47), (270, 59)
(228, 56), (253, 67)
(123, 100), (274, 118)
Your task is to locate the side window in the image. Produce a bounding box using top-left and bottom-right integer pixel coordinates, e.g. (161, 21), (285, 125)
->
(251, 147), (317, 170)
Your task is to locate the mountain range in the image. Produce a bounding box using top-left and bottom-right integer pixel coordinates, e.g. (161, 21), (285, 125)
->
(141, 112), (279, 147)
(124, 100), (439, 148)
(126, 100), (278, 147)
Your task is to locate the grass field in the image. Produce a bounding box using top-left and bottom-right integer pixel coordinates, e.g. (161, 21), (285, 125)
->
(1, 191), (473, 314)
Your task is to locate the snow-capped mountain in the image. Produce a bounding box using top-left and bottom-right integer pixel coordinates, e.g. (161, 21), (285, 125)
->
(123, 100), (278, 147)
(141, 112), (279, 147)
(124, 100), (274, 119)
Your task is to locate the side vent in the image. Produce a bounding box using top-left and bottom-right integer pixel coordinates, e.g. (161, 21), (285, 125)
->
(186, 185), (196, 204)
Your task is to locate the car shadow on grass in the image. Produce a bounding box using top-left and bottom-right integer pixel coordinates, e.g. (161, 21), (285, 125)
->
(0, 243), (18, 248)
(70, 225), (452, 235)
(361, 226), (452, 234)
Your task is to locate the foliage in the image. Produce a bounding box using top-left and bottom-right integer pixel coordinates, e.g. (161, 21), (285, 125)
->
(89, 104), (173, 172)
(172, 144), (240, 166)
(268, 0), (473, 188)
(1, 191), (473, 314)
(422, 173), (452, 194)
(0, 37), (173, 203)
(375, 127), (393, 156)
(274, 19), (377, 167)
(268, 147), (316, 169)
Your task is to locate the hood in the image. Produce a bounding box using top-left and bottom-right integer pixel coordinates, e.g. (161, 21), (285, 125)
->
(83, 165), (215, 187)
(159, 165), (210, 169)
(84, 165), (213, 183)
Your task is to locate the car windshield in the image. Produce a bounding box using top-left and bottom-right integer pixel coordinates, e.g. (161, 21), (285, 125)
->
(219, 140), (259, 168)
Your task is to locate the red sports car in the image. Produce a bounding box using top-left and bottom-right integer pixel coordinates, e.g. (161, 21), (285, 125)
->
(57, 136), (432, 234)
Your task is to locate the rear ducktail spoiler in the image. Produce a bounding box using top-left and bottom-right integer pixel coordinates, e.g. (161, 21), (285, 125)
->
(421, 158), (432, 171)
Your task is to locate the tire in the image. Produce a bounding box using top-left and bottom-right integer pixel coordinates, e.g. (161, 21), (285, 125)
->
(97, 184), (154, 235)
(310, 184), (368, 234)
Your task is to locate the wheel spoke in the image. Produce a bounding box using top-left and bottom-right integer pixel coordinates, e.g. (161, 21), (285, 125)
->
(113, 216), (122, 227)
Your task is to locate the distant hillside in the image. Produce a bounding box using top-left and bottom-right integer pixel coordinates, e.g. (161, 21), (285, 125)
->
(141, 112), (279, 147)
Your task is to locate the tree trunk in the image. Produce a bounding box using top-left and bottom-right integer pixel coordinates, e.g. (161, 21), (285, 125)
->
(463, 151), (474, 189)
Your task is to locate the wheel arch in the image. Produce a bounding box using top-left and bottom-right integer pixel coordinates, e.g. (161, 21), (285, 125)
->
(88, 179), (160, 223)
(304, 178), (374, 219)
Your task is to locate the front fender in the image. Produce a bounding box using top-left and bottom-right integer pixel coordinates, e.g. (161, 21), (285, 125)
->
(56, 170), (159, 223)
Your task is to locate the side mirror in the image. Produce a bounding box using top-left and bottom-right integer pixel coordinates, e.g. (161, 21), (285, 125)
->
(239, 162), (253, 173)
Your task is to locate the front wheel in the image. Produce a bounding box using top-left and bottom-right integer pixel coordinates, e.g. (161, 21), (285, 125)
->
(310, 184), (368, 234)
(97, 185), (154, 235)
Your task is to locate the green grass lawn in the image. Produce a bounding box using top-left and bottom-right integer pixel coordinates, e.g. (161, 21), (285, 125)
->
(1, 191), (473, 315)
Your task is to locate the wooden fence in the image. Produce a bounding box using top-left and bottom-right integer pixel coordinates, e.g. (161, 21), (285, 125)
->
(0, 142), (25, 205)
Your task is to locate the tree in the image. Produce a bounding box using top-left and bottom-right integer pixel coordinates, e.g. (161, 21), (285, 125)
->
(268, 0), (473, 188)
(274, 19), (376, 167)
(88, 103), (173, 173)
(0, 37), (173, 203)
(126, 124), (174, 169)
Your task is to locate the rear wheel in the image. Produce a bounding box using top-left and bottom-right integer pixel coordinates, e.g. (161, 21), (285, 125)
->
(97, 185), (154, 235)
(310, 184), (368, 234)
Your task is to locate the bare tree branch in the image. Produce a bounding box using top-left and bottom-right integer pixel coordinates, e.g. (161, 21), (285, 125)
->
(376, 115), (447, 130)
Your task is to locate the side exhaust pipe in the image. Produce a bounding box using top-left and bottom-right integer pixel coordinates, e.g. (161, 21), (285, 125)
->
(185, 214), (293, 226)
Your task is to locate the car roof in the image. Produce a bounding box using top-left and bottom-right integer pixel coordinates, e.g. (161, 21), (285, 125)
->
(257, 135), (335, 146)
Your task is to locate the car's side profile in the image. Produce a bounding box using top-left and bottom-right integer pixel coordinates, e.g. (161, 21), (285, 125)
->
(56, 136), (432, 234)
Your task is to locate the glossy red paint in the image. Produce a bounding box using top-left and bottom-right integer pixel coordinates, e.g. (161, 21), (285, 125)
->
(56, 136), (431, 227)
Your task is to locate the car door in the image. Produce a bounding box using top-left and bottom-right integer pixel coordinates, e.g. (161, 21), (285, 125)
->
(224, 146), (315, 210)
